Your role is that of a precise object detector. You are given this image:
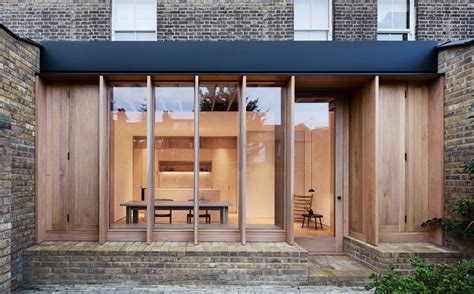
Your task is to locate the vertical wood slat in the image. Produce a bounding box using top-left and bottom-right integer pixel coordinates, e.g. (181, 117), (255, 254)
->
(193, 75), (199, 245)
(35, 76), (47, 243)
(286, 76), (295, 245)
(343, 97), (350, 238)
(99, 76), (108, 244)
(335, 97), (344, 252)
(146, 76), (155, 244)
(428, 77), (444, 245)
(239, 76), (247, 245)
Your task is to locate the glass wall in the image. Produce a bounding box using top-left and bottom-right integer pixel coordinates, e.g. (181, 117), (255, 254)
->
(198, 83), (239, 228)
(246, 85), (286, 228)
(110, 84), (148, 228)
(154, 83), (195, 228)
(294, 100), (335, 237)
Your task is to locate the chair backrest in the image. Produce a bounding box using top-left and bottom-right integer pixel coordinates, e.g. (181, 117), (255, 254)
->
(294, 194), (313, 220)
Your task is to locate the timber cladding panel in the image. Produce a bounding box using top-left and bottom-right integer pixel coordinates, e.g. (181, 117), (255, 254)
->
(0, 27), (39, 291)
(438, 43), (474, 257)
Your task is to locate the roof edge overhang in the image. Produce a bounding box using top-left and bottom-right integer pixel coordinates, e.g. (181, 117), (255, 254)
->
(39, 40), (439, 75)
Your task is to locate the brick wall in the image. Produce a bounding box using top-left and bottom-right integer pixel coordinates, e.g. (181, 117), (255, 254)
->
(1, 0), (473, 42)
(333, 0), (377, 40)
(0, 26), (40, 292)
(438, 43), (474, 257)
(417, 1), (473, 41)
(156, 0), (293, 40)
(0, 0), (111, 41)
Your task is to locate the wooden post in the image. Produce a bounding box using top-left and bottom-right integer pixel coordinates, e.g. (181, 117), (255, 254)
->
(146, 76), (155, 244)
(35, 76), (46, 244)
(239, 76), (247, 245)
(98, 75), (109, 244)
(286, 76), (295, 245)
(193, 75), (200, 245)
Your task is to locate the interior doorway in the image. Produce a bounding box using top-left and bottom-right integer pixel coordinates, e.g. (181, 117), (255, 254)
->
(294, 98), (336, 252)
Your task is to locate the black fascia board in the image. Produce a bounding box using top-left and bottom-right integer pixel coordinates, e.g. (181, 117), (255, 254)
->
(39, 41), (438, 74)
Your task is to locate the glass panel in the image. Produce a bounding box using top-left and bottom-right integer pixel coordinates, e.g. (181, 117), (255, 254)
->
(311, 0), (329, 28)
(154, 83), (194, 228)
(199, 84), (239, 228)
(377, 33), (407, 40)
(246, 86), (286, 228)
(136, 31), (156, 41)
(378, 0), (409, 30)
(110, 85), (148, 228)
(114, 31), (136, 41)
(114, 0), (135, 31)
(294, 101), (335, 237)
(294, 0), (311, 29)
(295, 30), (328, 41)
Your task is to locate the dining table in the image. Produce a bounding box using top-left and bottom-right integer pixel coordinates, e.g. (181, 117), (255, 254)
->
(120, 200), (232, 224)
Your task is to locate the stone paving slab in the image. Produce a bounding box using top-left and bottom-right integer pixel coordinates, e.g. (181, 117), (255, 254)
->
(15, 284), (372, 293)
(309, 255), (374, 286)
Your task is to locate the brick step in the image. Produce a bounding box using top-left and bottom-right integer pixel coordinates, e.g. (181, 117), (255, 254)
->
(23, 241), (309, 286)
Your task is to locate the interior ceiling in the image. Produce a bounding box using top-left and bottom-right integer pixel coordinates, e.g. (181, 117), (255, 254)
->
(295, 75), (373, 90)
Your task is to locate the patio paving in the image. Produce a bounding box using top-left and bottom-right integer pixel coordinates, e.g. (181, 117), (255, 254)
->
(309, 255), (374, 286)
(15, 284), (371, 293)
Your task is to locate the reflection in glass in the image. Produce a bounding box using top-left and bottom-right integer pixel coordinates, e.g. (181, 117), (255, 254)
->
(246, 86), (286, 228)
(110, 85), (148, 228)
(198, 84), (239, 228)
(294, 101), (335, 237)
(154, 84), (194, 227)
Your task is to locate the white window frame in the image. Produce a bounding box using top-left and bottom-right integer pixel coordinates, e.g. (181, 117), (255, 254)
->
(294, 0), (333, 41)
(111, 0), (157, 41)
(377, 0), (416, 41)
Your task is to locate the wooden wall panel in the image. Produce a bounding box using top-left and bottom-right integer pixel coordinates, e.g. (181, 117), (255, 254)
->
(45, 85), (69, 232)
(427, 77), (444, 245)
(35, 77), (47, 243)
(378, 84), (406, 232)
(349, 89), (363, 236)
(406, 84), (429, 232)
(349, 76), (379, 245)
(69, 85), (100, 231)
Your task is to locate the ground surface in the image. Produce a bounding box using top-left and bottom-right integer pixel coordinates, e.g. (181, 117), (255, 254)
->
(16, 284), (372, 293)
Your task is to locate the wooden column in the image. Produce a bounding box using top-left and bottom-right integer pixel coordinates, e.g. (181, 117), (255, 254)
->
(335, 97), (345, 252)
(286, 76), (295, 245)
(239, 76), (247, 245)
(428, 77), (444, 245)
(193, 75), (200, 245)
(146, 76), (155, 244)
(98, 75), (109, 244)
(35, 76), (46, 244)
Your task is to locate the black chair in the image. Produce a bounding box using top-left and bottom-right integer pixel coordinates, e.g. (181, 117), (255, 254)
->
(155, 198), (173, 224)
(186, 199), (211, 224)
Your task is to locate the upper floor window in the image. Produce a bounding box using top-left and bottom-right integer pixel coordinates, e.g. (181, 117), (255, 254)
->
(112, 0), (157, 41)
(294, 0), (332, 41)
(377, 0), (415, 40)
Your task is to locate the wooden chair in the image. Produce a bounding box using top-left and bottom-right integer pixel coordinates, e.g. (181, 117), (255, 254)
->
(295, 194), (324, 230)
(187, 199), (211, 224)
(155, 198), (173, 224)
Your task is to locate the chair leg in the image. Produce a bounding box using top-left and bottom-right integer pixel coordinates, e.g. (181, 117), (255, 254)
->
(301, 217), (305, 228)
(314, 217), (317, 230)
(319, 217), (323, 229)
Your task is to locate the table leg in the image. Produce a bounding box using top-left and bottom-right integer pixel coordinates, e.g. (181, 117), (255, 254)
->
(220, 208), (224, 224)
(126, 207), (131, 224)
(223, 207), (228, 224)
(314, 217), (318, 230)
(132, 209), (139, 224)
(302, 217), (305, 228)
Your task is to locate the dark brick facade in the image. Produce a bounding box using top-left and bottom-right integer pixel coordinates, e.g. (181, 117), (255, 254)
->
(333, 0), (377, 40)
(438, 42), (474, 257)
(0, 0), (111, 41)
(1, 0), (473, 42)
(156, 0), (294, 40)
(417, 0), (473, 41)
(0, 27), (40, 292)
